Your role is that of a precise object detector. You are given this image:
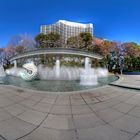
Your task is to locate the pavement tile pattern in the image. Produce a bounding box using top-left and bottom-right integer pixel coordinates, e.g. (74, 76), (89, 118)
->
(0, 76), (139, 140)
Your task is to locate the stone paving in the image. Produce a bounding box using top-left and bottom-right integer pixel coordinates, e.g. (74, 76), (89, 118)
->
(111, 75), (140, 89)
(0, 83), (139, 140)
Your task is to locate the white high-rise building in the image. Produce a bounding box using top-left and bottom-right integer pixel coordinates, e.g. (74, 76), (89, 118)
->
(40, 20), (93, 44)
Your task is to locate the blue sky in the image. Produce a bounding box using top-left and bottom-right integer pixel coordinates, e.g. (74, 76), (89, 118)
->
(1, 0), (140, 47)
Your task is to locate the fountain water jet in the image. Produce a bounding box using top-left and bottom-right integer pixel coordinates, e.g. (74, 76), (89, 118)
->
(55, 59), (60, 78)
(6, 57), (108, 83)
(96, 68), (108, 77)
(0, 65), (6, 84)
(0, 65), (6, 77)
(38, 65), (82, 80)
(80, 57), (98, 86)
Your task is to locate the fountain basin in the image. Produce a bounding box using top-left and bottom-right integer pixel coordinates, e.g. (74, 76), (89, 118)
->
(0, 75), (118, 93)
(80, 74), (98, 85)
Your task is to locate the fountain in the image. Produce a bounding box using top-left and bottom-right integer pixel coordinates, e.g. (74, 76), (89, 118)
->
(38, 65), (82, 80)
(6, 67), (24, 77)
(20, 62), (38, 81)
(3, 55), (112, 92)
(55, 58), (60, 78)
(0, 65), (6, 77)
(80, 57), (98, 85)
(3, 62), (113, 92)
(96, 68), (108, 77)
(6, 58), (108, 83)
(0, 65), (6, 84)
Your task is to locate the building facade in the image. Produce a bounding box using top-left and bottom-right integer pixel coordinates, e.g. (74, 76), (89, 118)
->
(40, 20), (93, 44)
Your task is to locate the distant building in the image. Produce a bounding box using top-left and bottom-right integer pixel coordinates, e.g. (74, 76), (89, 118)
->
(40, 20), (93, 44)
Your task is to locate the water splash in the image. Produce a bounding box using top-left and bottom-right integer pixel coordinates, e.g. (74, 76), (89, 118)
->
(0, 65), (6, 84)
(6, 61), (108, 86)
(38, 65), (82, 80)
(96, 68), (108, 77)
(6, 67), (24, 77)
(55, 59), (60, 78)
(80, 57), (98, 86)
(0, 65), (6, 77)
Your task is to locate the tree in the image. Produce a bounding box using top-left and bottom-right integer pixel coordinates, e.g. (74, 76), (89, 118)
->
(47, 32), (60, 42)
(122, 42), (140, 57)
(67, 36), (84, 49)
(35, 32), (61, 48)
(93, 40), (112, 57)
(0, 48), (5, 65)
(15, 45), (26, 54)
(8, 34), (36, 52)
(79, 32), (93, 50)
(119, 42), (140, 72)
(67, 32), (94, 51)
(4, 45), (15, 58)
(46, 32), (61, 48)
(35, 33), (48, 48)
(93, 39), (121, 69)
(80, 32), (93, 43)
(0, 45), (15, 66)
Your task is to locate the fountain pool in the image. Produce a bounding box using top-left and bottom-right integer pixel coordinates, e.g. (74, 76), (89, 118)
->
(0, 56), (119, 93)
(1, 75), (118, 92)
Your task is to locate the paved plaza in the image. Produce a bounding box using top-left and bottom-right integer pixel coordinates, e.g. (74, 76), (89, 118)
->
(111, 75), (140, 89)
(0, 75), (139, 140)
